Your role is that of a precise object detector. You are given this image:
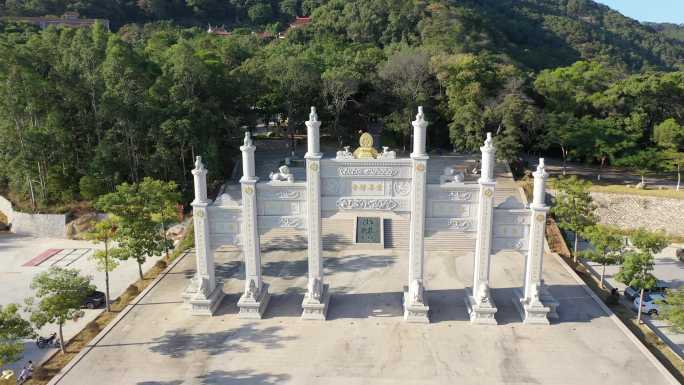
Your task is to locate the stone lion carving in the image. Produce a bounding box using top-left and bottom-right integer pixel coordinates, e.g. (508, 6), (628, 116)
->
(245, 278), (259, 301)
(336, 146), (353, 159)
(377, 146), (396, 159)
(477, 282), (490, 305)
(410, 280), (424, 305)
(307, 278), (323, 301)
(269, 165), (294, 182)
(528, 282), (542, 306)
(440, 167), (464, 184)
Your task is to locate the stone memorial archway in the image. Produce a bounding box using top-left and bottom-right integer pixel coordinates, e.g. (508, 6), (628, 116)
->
(182, 107), (558, 325)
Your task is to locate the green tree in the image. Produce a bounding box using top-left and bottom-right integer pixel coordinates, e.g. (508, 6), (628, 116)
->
(580, 224), (625, 288)
(550, 176), (597, 260)
(322, 67), (360, 146)
(615, 252), (656, 324)
(85, 218), (120, 312)
(0, 304), (34, 367)
(248, 2), (273, 25)
(654, 118), (684, 191)
(614, 149), (663, 187)
(26, 268), (94, 353)
(659, 288), (684, 332)
(629, 228), (668, 255)
(379, 48), (431, 151)
(96, 178), (180, 280)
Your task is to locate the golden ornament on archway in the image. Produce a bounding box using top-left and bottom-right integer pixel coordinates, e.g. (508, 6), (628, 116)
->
(353, 132), (379, 159)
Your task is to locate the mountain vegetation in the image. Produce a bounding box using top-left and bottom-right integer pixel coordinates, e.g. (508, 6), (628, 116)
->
(0, 0), (683, 208)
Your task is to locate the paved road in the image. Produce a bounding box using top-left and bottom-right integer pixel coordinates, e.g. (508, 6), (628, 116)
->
(585, 244), (684, 355)
(523, 156), (681, 188)
(0, 233), (161, 374)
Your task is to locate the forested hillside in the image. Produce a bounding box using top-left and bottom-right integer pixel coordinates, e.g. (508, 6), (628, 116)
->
(0, 0), (683, 210)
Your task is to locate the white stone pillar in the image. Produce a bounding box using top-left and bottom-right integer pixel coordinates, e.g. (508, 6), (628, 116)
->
(237, 132), (270, 318)
(514, 158), (552, 324)
(183, 156), (224, 315)
(302, 107), (330, 320)
(466, 133), (498, 324)
(404, 106), (430, 323)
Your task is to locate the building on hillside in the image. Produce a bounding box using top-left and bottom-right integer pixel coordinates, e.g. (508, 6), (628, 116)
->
(207, 25), (231, 36)
(1, 11), (109, 30)
(289, 16), (311, 29)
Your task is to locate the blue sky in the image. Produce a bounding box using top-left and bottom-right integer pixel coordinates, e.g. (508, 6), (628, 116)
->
(594, 0), (684, 24)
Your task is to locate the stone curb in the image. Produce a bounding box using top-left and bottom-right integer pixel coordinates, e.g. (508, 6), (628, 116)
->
(581, 260), (684, 361)
(550, 251), (680, 385)
(45, 251), (190, 385)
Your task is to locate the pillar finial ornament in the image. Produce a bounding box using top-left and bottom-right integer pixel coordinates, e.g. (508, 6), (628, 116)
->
(242, 131), (253, 148)
(309, 106), (318, 122)
(532, 157), (548, 209)
(411, 106), (428, 158)
(240, 132), (256, 181)
(194, 156), (206, 172)
(484, 132), (494, 151)
(191, 156), (208, 204)
(305, 106), (322, 157)
(479, 132), (496, 183)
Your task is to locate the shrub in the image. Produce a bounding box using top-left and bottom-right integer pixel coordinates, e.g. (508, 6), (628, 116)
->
(125, 284), (139, 297)
(33, 366), (49, 380)
(155, 259), (168, 270)
(79, 175), (105, 201)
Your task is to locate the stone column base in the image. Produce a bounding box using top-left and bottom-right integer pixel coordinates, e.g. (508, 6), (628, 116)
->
(403, 288), (430, 323)
(540, 283), (560, 319)
(238, 282), (271, 319)
(188, 287), (225, 316)
(301, 284), (331, 320)
(465, 289), (498, 325)
(182, 277), (225, 316)
(513, 288), (550, 325)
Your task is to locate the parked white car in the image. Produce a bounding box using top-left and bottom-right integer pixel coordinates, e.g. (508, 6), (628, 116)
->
(632, 293), (666, 316)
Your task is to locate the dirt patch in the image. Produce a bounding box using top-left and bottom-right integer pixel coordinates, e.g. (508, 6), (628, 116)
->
(0, 210), (8, 231)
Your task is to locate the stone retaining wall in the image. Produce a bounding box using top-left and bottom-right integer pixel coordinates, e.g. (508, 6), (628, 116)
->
(591, 192), (684, 236)
(0, 195), (67, 238)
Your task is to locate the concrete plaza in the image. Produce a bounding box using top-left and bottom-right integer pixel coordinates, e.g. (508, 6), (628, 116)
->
(50, 245), (677, 385)
(0, 233), (161, 372)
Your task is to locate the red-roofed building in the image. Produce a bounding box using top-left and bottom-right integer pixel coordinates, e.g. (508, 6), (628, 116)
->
(207, 25), (232, 36)
(289, 16), (311, 29)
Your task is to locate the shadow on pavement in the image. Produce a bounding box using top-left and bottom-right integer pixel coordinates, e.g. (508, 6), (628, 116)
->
(327, 291), (403, 320)
(149, 322), (296, 359)
(197, 369), (290, 385)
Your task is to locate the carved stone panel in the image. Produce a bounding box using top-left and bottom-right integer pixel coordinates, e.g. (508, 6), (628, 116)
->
(429, 202), (471, 218)
(336, 198), (399, 211)
(338, 167), (398, 178)
(351, 180), (385, 196)
(492, 209), (530, 253)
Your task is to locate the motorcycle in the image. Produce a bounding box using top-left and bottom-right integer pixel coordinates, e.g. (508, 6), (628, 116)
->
(16, 371), (31, 385)
(36, 332), (60, 349)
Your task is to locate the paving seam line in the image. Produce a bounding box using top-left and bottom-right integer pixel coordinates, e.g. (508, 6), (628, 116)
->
(581, 259), (684, 360)
(550, 251), (680, 385)
(45, 252), (190, 385)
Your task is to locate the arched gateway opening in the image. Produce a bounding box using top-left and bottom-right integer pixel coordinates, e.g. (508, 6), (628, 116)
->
(181, 107), (558, 325)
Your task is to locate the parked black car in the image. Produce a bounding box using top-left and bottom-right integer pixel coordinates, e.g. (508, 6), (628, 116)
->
(82, 290), (106, 309)
(624, 280), (669, 301)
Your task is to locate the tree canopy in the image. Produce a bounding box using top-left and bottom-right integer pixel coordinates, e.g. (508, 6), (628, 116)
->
(0, 1), (683, 210)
